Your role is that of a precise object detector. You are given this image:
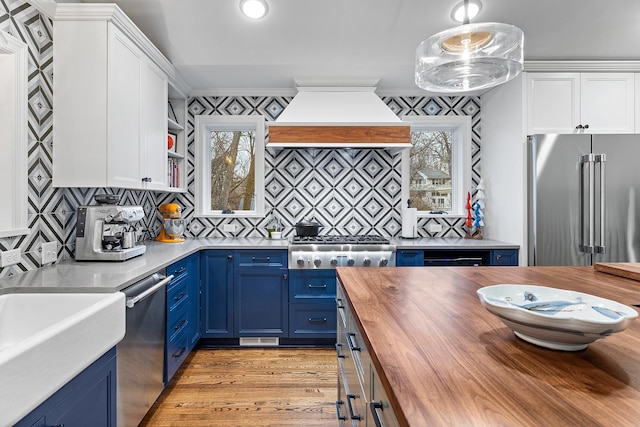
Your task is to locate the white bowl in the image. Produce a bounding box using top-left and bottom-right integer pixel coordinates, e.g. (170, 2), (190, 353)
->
(477, 284), (638, 351)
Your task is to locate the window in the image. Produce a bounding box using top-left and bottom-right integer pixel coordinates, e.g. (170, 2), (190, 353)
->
(401, 116), (471, 216)
(195, 115), (265, 217)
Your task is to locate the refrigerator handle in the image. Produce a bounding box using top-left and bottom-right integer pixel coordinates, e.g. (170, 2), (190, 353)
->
(596, 154), (606, 254)
(579, 154), (595, 254)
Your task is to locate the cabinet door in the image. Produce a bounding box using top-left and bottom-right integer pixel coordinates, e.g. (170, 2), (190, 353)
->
(201, 251), (234, 338)
(491, 249), (519, 266)
(234, 267), (288, 337)
(142, 59), (169, 190)
(395, 250), (424, 266)
(580, 73), (635, 134)
(526, 73), (580, 134)
(185, 253), (201, 347)
(107, 25), (144, 188)
(16, 348), (117, 427)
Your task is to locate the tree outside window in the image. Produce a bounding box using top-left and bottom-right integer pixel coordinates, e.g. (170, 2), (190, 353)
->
(209, 130), (256, 211)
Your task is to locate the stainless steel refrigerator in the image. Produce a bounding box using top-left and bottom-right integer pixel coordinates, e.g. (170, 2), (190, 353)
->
(528, 134), (640, 266)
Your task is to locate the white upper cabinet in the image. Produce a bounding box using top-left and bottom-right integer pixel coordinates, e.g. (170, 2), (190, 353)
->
(526, 72), (635, 134)
(52, 4), (187, 192)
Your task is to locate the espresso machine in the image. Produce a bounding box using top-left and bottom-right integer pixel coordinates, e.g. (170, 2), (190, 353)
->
(75, 195), (147, 261)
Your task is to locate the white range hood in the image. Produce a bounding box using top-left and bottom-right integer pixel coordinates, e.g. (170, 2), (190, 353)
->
(268, 86), (411, 149)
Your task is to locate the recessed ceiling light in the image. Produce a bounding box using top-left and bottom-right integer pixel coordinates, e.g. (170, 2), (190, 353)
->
(240, 0), (269, 19)
(451, 0), (482, 23)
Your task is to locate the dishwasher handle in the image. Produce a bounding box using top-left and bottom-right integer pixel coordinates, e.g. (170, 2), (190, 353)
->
(125, 274), (174, 309)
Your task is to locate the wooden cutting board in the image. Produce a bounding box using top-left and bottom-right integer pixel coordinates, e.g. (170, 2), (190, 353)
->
(594, 262), (640, 282)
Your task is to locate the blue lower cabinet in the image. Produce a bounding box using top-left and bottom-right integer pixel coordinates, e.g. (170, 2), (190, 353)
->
(289, 303), (337, 338)
(235, 267), (289, 337)
(396, 250), (424, 266)
(490, 249), (519, 266)
(201, 250), (234, 338)
(165, 252), (200, 385)
(288, 270), (337, 339)
(16, 347), (117, 427)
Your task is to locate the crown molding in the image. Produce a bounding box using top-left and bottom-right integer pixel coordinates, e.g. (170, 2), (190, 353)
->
(525, 60), (640, 72)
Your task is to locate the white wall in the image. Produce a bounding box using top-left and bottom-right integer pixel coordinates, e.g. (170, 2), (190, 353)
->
(481, 74), (528, 265)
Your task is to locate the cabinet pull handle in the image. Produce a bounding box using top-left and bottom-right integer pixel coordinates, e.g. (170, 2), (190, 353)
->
(252, 256), (271, 262)
(346, 393), (362, 420)
(173, 346), (186, 358)
(576, 124), (582, 130)
(227, 255), (233, 261)
(584, 124), (589, 129)
(309, 317), (327, 323)
(142, 177), (152, 182)
(335, 400), (347, 421)
(175, 266), (186, 274)
(347, 332), (361, 352)
(174, 319), (187, 331)
(283, 273), (288, 280)
(495, 254), (502, 260)
(336, 297), (345, 309)
(308, 284), (327, 289)
(335, 343), (346, 358)
(174, 292), (186, 301)
(370, 401), (385, 427)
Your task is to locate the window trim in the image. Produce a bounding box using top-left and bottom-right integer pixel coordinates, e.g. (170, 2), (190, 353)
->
(194, 115), (266, 218)
(401, 115), (472, 217)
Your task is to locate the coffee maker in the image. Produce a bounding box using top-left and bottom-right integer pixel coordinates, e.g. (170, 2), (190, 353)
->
(75, 194), (147, 261)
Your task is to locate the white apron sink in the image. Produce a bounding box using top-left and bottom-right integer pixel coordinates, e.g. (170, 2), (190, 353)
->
(0, 292), (125, 426)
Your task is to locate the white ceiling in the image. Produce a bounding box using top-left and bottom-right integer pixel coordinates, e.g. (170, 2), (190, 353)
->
(71, 0), (640, 94)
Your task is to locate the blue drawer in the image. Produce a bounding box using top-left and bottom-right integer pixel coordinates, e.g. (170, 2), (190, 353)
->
(289, 270), (336, 302)
(289, 303), (337, 338)
(167, 277), (190, 313)
(234, 250), (288, 268)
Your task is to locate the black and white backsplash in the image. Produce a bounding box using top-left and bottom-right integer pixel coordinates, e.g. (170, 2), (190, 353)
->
(172, 95), (481, 239)
(0, 1), (481, 277)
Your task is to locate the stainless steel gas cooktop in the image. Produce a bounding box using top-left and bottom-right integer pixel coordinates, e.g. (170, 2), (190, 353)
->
(288, 235), (395, 269)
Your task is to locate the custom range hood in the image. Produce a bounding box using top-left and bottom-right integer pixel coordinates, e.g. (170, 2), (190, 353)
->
(268, 84), (411, 149)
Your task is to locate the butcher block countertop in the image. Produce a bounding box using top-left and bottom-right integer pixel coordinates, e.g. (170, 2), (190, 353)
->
(336, 266), (640, 427)
(595, 262), (640, 282)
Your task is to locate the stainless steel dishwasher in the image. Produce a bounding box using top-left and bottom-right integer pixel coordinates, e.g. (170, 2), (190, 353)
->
(117, 272), (173, 427)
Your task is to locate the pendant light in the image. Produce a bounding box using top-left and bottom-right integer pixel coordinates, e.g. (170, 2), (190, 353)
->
(415, 0), (523, 93)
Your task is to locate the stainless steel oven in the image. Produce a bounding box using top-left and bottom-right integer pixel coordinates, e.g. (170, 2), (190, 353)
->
(117, 272), (173, 427)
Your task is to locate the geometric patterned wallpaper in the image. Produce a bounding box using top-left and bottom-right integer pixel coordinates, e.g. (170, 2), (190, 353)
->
(0, 1), (481, 278)
(177, 95), (482, 240)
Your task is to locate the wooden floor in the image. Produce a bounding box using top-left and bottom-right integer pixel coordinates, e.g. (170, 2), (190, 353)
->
(139, 347), (338, 427)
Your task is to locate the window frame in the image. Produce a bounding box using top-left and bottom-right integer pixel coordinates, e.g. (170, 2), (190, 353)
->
(194, 115), (266, 218)
(401, 115), (472, 217)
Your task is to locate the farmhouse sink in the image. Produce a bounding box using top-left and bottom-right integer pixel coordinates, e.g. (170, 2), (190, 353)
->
(0, 292), (125, 426)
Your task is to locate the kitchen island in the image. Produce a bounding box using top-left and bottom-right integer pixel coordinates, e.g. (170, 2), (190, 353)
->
(336, 266), (640, 426)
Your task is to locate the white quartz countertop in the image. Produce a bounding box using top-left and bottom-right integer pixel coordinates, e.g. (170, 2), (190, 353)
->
(0, 237), (517, 294)
(390, 237), (519, 249)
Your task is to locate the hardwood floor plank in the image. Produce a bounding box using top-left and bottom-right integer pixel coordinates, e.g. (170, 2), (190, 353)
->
(140, 348), (338, 427)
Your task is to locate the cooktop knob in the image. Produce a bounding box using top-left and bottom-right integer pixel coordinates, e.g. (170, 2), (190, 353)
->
(363, 257), (371, 266)
(297, 257), (305, 267)
(330, 257), (338, 266)
(379, 257), (388, 266)
(347, 258), (355, 266)
(313, 258), (322, 267)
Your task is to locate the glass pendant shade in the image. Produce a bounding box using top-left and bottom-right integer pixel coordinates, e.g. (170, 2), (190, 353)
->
(415, 22), (524, 92)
